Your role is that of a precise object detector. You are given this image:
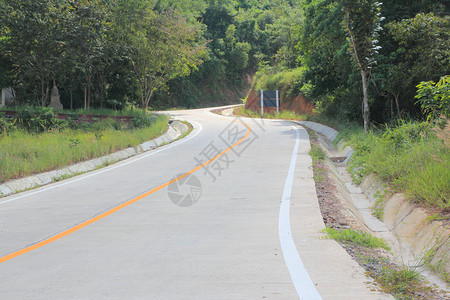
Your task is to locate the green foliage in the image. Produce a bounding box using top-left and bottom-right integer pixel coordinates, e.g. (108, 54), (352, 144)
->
(376, 13), (450, 121)
(415, 75), (450, 127)
(342, 0), (382, 70)
(249, 1), (449, 127)
(0, 106), (156, 133)
(0, 113), (14, 135)
(229, 42), (252, 71)
(387, 13), (449, 83)
(323, 227), (390, 250)
(255, 67), (305, 92)
(0, 0), (208, 110)
(113, 2), (208, 111)
(131, 114), (157, 129)
(1, 0), (448, 116)
(346, 121), (449, 211)
(14, 107), (62, 132)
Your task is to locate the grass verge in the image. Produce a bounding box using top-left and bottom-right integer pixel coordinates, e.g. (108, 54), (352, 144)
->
(234, 106), (309, 120)
(0, 114), (167, 183)
(345, 121), (449, 212)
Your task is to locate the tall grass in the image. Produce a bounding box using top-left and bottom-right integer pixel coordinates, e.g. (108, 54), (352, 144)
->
(346, 121), (449, 211)
(0, 115), (167, 183)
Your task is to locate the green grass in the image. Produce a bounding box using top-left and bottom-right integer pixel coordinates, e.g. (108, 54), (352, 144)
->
(234, 106), (308, 120)
(324, 227), (391, 250)
(345, 121), (450, 211)
(376, 267), (422, 298)
(309, 143), (327, 182)
(0, 114), (167, 183)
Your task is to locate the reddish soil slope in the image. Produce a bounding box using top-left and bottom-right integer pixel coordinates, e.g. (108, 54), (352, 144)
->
(244, 89), (314, 115)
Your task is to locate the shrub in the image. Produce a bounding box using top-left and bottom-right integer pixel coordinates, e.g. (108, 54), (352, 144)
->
(415, 75), (449, 128)
(0, 113), (14, 135)
(131, 114), (156, 128)
(14, 107), (62, 132)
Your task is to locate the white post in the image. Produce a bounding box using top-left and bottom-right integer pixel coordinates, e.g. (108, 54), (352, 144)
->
(260, 90), (264, 118)
(276, 90), (279, 114)
(1, 89), (5, 107)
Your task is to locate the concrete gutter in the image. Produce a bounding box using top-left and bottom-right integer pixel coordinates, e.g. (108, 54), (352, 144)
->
(0, 120), (188, 198)
(296, 120), (449, 291)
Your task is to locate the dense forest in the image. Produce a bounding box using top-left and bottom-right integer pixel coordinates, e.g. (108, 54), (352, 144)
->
(0, 0), (448, 125)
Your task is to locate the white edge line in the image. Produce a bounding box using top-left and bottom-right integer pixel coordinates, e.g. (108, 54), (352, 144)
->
(0, 120), (202, 205)
(279, 125), (322, 300)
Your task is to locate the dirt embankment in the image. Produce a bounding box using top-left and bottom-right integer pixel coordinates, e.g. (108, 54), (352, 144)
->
(244, 89), (314, 115)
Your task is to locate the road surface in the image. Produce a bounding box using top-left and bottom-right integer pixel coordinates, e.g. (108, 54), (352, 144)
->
(0, 108), (391, 299)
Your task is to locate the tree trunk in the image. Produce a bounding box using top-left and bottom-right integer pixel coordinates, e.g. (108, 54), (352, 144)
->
(40, 76), (47, 107)
(390, 96), (394, 120)
(345, 10), (372, 133)
(361, 69), (370, 133)
(69, 89), (73, 110)
(84, 74), (91, 110)
(142, 89), (154, 112)
(87, 74), (91, 109)
(87, 85), (91, 109)
(394, 93), (401, 119)
(84, 85), (87, 110)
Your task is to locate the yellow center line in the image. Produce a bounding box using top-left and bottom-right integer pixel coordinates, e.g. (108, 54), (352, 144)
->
(0, 121), (252, 264)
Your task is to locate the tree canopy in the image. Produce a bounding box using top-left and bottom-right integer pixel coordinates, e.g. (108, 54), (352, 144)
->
(0, 0), (448, 126)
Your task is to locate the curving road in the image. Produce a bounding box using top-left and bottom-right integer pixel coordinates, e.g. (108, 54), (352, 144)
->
(0, 108), (392, 299)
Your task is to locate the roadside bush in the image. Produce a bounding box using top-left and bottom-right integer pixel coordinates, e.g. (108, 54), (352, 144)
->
(255, 67), (305, 93)
(64, 112), (80, 128)
(131, 114), (156, 128)
(0, 113), (15, 135)
(91, 118), (124, 131)
(14, 107), (63, 132)
(415, 75), (449, 128)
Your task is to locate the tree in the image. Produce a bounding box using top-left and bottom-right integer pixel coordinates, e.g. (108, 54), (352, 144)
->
(0, 0), (65, 106)
(114, 1), (207, 111)
(342, 0), (382, 132)
(64, 0), (109, 109)
(387, 13), (449, 85)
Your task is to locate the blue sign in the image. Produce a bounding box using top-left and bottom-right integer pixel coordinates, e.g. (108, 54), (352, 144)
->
(260, 91), (278, 107)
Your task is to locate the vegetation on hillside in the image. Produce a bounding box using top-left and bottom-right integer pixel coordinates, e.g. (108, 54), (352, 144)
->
(250, 0), (449, 126)
(1, 1), (448, 121)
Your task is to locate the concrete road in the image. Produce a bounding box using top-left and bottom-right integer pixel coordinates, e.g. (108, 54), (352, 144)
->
(0, 108), (391, 299)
